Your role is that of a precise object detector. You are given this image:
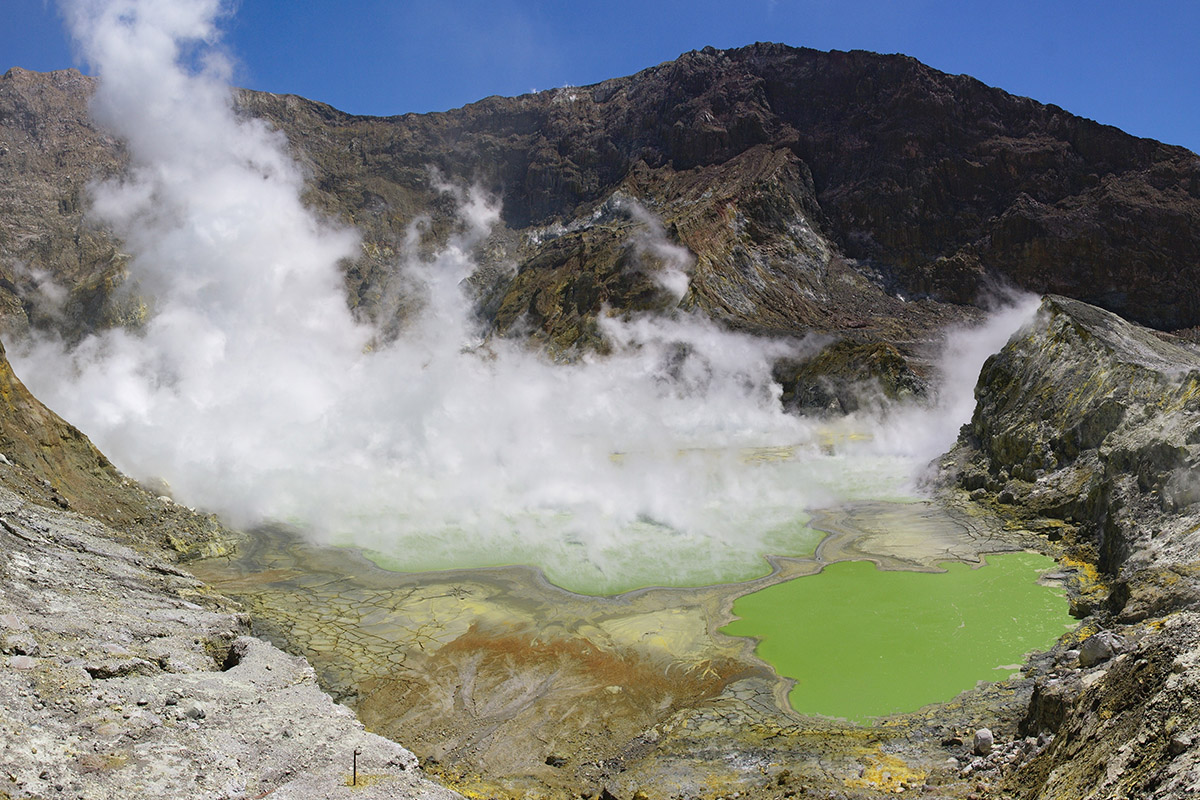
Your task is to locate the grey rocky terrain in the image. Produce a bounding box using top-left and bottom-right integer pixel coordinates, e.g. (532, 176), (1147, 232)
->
(940, 296), (1200, 798)
(0, 329), (461, 798)
(0, 481), (462, 800)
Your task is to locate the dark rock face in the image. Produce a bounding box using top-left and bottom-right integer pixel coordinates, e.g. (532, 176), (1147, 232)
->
(774, 339), (926, 415)
(238, 44), (1200, 340)
(5, 44), (1200, 361)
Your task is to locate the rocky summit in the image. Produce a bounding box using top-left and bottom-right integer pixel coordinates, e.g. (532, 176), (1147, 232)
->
(2, 42), (1200, 799)
(6, 44), (1200, 360)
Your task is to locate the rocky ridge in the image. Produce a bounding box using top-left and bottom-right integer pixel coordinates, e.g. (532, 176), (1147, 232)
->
(5, 44), (1200, 376)
(235, 44), (1200, 332)
(940, 296), (1200, 798)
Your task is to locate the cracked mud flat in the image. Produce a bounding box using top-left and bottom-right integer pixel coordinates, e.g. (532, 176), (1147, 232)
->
(192, 499), (1074, 799)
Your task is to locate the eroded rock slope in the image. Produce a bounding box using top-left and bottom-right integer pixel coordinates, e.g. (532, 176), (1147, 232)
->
(0, 336), (461, 800)
(942, 296), (1200, 798)
(5, 44), (1200, 370)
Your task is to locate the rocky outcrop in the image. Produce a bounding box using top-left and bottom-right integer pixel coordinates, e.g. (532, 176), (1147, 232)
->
(0, 481), (462, 800)
(941, 295), (1200, 798)
(0, 337), (231, 559)
(951, 295), (1200, 591)
(773, 338), (926, 414)
(0, 67), (131, 343)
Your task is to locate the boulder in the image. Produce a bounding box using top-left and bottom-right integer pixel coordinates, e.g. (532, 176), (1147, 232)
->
(1078, 631), (1125, 668)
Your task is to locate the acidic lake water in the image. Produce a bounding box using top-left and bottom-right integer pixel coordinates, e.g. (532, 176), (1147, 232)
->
(722, 551), (1074, 721)
(313, 441), (1075, 723)
(193, 490), (1076, 795)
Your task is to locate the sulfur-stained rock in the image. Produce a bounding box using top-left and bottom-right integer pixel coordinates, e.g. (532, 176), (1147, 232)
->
(951, 295), (1200, 575)
(942, 295), (1200, 800)
(774, 338), (927, 415)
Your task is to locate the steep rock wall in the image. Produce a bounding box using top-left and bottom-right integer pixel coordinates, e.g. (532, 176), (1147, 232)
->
(943, 295), (1200, 798)
(0, 336), (231, 559)
(952, 295), (1200, 586)
(5, 44), (1200, 361)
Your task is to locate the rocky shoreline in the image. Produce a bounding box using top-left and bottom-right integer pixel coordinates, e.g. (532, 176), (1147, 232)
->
(940, 296), (1200, 798)
(187, 474), (1081, 798)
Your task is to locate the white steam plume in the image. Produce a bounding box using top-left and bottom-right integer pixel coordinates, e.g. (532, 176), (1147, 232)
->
(866, 292), (1041, 466)
(13, 0), (1037, 594)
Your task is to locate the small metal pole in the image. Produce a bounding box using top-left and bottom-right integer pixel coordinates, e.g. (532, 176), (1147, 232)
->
(353, 747), (362, 786)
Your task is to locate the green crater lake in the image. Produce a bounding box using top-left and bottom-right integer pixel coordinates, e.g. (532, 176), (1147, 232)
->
(721, 551), (1073, 722)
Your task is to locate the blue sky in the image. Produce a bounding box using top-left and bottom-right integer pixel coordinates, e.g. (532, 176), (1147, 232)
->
(5, 0), (1200, 153)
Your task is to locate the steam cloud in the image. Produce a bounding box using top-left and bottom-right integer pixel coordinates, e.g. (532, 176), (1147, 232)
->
(13, 0), (1038, 592)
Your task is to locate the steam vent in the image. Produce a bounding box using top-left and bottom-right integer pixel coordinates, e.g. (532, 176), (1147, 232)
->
(4, 26), (1200, 800)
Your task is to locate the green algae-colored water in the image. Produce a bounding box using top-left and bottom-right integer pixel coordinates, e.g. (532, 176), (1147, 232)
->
(721, 551), (1073, 722)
